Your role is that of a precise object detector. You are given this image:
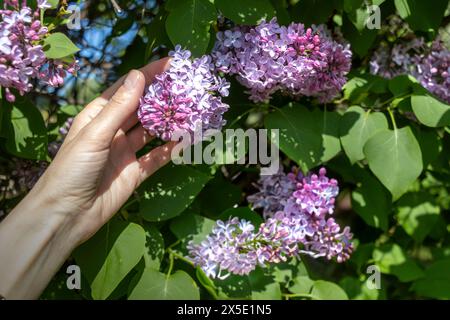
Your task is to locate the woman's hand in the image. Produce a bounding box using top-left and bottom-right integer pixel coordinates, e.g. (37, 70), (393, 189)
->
(36, 58), (175, 244)
(0, 58), (175, 299)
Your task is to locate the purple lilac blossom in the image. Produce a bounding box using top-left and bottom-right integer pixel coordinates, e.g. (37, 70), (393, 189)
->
(370, 38), (450, 103)
(369, 38), (425, 79)
(211, 18), (352, 103)
(414, 41), (450, 103)
(0, 0), (78, 102)
(247, 165), (301, 218)
(189, 167), (354, 279)
(138, 45), (230, 141)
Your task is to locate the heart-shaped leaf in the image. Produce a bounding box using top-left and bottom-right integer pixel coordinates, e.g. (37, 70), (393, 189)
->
(363, 126), (422, 200)
(340, 106), (388, 164)
(73, 219), (146, 300)
(129, 269), (199, 300)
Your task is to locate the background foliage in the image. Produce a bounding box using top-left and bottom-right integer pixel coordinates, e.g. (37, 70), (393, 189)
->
(1, 0), (450, 300)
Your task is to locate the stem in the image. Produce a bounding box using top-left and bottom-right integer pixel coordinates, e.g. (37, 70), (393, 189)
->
(166, 252), (174, 280)
(167, 248), (194, 266)
(387, 108), (397, 130)
(167, 239), (181, 250)
(378, 93), (413, 108)
(121, 196), (139, 211)
(282, 293), (320, 300)
(167, 248), (220, 299)
(227, 107), (257, 128)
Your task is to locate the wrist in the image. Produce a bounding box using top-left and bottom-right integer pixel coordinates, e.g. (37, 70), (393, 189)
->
(21, 183), (82, 252)
(0, 186), (79, 299)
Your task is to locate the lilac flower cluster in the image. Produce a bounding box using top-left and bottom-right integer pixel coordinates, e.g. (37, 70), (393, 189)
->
(189, 167), (354, 279)
(211, 18), (352, 103)
(414, 41), (450, 103)
(138, 45), (230, 141)
(246, 166), (300, 218)
(370, 39), (450, 103)
(369, 39), (425, 79)
(0, 0), (77, 102)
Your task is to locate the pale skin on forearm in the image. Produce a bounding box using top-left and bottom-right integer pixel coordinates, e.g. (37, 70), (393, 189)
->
(0, 58), (176, 299)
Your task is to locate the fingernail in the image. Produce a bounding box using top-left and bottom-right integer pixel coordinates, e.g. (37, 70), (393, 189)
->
(124, 70), (140, 89)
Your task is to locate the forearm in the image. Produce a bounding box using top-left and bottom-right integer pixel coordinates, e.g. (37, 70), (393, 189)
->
(0, 185), (78, 299)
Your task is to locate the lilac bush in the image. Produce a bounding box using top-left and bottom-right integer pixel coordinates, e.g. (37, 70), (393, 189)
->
(138, 45), (230, 141)
(211, 18), (352, 103)
(189, 167), (354, 279)
(0, 0), (77, 102)
(2, 0), (449, 301)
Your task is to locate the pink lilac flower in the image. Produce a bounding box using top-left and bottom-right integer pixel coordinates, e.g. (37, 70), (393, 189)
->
(189, 167), (354, 279)
(291, 167), (339, 219)
(138, 45), (230, 141)
(0, 0), (77, 102)
(212, 18), (352, 103)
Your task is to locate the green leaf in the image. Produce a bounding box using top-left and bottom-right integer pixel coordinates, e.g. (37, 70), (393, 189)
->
(363, 126), (423, 200)
(47, 0), (59, 9)
(342, 14), (376, 57)
(411, 86), (450, 127)
(343, 0), (364, 13)
(264, 104), (341, 172)
(291, 0), (335, 26)
(197, 176), (242, 217)
(270, 0), (290, 25)
(413, 128), (442, 169)
(1, 98), (48, 160)
(388, 74), (418, 97)
(344, 0), (370, 32)
(339, 276), (382, 300)
(396, 192), (440, 243)
(214, 274), (252, 299)
(270, 260), (299, 284)
(373, 243), (424, 282)
(170, 213), (216, 245)
(340, 106), (389, 164)
(219, 207), (263, 228)
(412, 258), (450, 299)
(117, 36), (147, 76)
(60, 104), (83, 116)
(288, 263), (314, 295)
(73, 220), (146, 300)
(343, 75), (388, 102)
(43, 32), (80, 59)
(311, 280), (348, 300)
(215, 0), (276, 25)
(352, 169), (392, 231)
(289, 276), (314, 295)
(394, 0), (448, 32)
(145, 12), (171, 61)
(249, 267), (282, 300)
(129, 269), (200, 300)
(165, 0), (216, 57)
(142, 223), (165, 270)
(139, 164), (211, 222)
